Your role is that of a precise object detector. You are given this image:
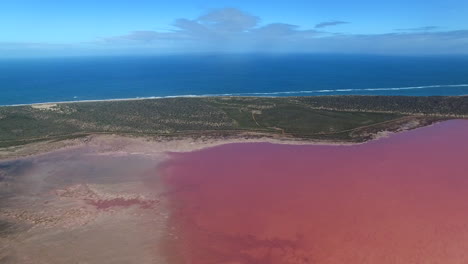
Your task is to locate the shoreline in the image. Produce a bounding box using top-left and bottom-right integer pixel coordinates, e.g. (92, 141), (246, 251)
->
(3, 95), (211, 107)
(1, 85), (468, 107)
(0, 118), (455, 162)
(0, 124), (419, 162)
(0, 133), (368, 162)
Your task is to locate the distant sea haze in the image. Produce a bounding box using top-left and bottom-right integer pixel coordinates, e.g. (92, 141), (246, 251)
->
(1, 54), (468, 105)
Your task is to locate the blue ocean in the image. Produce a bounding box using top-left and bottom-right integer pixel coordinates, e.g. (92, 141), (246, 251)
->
(1, 54), (468, 106)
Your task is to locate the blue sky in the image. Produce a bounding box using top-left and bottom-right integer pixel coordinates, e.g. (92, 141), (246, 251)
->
(1, 0), (468, 56)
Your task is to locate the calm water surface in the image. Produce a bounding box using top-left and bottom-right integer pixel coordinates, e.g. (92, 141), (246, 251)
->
(2, 55), (468, 105)
(161, 120), (468, 264)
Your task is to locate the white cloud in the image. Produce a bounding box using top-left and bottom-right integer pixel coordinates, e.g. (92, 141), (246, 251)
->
(197, 8), (259, 33)
(2, 8), (468, 56)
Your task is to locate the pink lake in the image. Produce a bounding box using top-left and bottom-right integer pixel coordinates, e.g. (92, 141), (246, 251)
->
(161, 120), (468, 264)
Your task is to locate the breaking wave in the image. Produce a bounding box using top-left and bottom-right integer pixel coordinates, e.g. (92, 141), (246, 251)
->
(215, 84), (468, 96)
(8, 84), (468, 106)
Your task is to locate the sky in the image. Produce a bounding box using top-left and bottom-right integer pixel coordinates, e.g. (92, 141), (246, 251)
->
(1, 0), (468, 57)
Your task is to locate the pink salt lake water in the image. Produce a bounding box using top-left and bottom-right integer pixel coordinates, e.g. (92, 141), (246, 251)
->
(161, 120), (468, 264)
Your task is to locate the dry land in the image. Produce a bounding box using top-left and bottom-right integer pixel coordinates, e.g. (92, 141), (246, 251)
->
(1, 96), (467, 158)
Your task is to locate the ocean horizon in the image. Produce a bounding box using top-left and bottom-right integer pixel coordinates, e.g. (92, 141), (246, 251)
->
(1, 54), (468, 106)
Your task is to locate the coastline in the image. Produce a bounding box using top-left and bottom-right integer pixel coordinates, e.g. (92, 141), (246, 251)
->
(3, 95), (207, 107)
(0, 133), (360, 162)
(0, 122), (427, 162)
(0, 117), (454, 162)
(1, 83), (468, 107)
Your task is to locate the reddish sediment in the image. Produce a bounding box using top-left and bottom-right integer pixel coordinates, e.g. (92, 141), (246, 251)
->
(161, 120), (468, 264)
(86, 197), (158, 210)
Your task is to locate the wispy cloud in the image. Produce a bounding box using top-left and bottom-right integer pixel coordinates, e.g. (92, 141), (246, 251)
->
(315, 21), (349, 29)
(308, 30), (468, 54)
(395, 26), (439, 31)
(106, 31), (160, 42)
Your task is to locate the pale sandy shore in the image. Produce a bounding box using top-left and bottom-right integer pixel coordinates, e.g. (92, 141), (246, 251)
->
(3, 94), (222, 107)
(0, 133), (362, 161)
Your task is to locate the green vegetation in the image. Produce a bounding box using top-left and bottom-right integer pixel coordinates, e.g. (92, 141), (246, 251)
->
(295, 96), (468, 116)
(0, 96), (466, 148)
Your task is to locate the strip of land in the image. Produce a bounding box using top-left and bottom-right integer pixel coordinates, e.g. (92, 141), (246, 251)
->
(0, 96), (467, 159)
